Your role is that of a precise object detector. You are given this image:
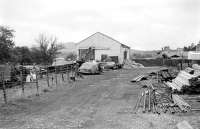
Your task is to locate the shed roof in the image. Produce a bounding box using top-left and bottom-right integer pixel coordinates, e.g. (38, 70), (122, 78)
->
(77, 32), (130, 49)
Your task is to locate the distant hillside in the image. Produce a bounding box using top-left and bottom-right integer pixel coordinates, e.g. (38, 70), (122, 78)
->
(58, 45), (160, 59)
(58, 42), (77, 58)
(130, 49), (160, 59)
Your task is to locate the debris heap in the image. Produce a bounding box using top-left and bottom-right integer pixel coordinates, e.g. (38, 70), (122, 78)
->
(132, 67), (193, 114)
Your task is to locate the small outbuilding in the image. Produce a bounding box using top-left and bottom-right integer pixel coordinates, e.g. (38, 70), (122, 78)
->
(76, 32), (130, 64)
(188, 51), (200, 60)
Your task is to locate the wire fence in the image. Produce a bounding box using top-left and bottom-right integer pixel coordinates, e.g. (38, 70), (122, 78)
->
(134, 58), (193, 69)
(0, 64), (81, 104)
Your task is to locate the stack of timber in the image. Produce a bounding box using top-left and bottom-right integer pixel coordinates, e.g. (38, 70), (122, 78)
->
(180, 78), (200, 94)
(156, 66), (200, 94)
(134, 87), (190, 114)
(165, 71), (196, 91)
(132, 67), (193, 114)
(159, 70), (174, 81)
(131, 74), (148, 82)
(185, 67), (194, 74)
(192, 64), (200, 76)
(134, 80), (191, 114)
(123, 60), (144, 69)
(172, 94), (191, 112)
(131, 66), (200, 94)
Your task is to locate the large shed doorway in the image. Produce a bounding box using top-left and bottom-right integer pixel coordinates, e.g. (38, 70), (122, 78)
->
(124, 51), (127, 60)
(79, 47), (95, 61)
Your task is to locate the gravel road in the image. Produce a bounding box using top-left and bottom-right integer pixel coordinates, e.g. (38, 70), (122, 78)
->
(0, 67), (199, 129)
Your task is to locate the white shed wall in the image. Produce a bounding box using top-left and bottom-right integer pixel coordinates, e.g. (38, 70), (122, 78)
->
(76, 32), (130, 64)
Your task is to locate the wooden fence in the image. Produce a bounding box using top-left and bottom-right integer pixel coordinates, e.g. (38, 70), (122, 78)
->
(134, 58), (192, 69)
(0, 64), (79, 104)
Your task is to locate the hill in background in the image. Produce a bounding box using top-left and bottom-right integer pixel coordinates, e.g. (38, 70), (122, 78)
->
(58, 42), (77, 58)
(57, 43), (160, 59)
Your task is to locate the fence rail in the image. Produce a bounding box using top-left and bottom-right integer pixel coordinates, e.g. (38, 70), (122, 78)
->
(134, 58), (192, 69)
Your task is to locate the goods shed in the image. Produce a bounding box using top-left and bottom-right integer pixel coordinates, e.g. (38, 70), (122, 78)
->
(76, 32), (130, 64)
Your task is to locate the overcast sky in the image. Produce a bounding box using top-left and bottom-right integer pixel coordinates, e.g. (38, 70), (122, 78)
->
(0, 0), (200, 50)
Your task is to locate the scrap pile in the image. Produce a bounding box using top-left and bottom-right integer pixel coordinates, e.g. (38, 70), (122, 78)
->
(134, 80), (191, 114)
(131, 74), (148, 82)
(159, 70), (176, 81)
(123, 60), (144, 69)
(165, 65), (200, 94)
(192, 64), (200, 76)
(132, 67), (192, 114)
(165, 71), (196, 91)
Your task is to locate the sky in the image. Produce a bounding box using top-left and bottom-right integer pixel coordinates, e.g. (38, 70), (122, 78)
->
(0, 0), (200, 50)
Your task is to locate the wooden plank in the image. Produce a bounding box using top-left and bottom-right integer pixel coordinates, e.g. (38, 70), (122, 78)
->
(177, 120), (193, 129)
(134, 90), (143, 113)
(148, 89), (151, 112)
(143, 90), (147, 113)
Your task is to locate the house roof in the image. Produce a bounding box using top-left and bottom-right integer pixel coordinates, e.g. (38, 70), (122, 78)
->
(158, 50), (188, 59)
(77, 32), (130, 49)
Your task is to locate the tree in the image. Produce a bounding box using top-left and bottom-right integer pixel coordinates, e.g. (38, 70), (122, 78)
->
(0, 26), (15, 62)
(32, 34), (62, 65)
(183, 43), (197, 51)
(11, 46), (33, 64)
(65, 52), (77, 61)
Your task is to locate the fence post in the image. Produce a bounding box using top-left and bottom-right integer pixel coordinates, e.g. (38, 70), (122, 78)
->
(1, 72), (7, 104)
(55, 67), (58, 87)
(36, 71), (39, 96)
(20, 68), (24, 94)
(61, 73), (64, 82)
(181, 59), (183, 70)
(46, 67), (50, 87)
(157, 71), (159, 83)
(67, 66), (70, 83)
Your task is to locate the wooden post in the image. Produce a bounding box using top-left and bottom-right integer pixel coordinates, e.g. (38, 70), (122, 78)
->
(148, 89), (151, 112)
(143, 90), (146, 113)
(157, 72), (159, 83)
(55, 67), (58, 87)
(61, 73), (64, 82)
(162, 58), (164, 66)
(46, 67), (50, 87)
(180, 58), (183, 70)
(134, 90), (143, 113)
(36, 71), (39, 96)
(1, 72), (7, 104)
(67, 70), (70, 83)
(20, 68), (24, 94)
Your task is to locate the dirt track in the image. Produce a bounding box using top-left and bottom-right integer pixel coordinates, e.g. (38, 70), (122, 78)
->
(0, 68), (199, 129)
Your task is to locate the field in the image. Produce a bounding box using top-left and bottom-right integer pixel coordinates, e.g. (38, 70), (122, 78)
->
(0, 67), (200, 129)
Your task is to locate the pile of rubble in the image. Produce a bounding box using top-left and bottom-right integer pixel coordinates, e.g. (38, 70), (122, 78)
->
(165, 64), (200, 94)
(165, 71), (195, 91)
(132, 67), (195, 114)
(123, 60), (144, 69)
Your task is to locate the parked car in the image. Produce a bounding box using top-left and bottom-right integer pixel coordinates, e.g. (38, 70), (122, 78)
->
(101, 61), (116, 69)
(79, 62), (101, 74)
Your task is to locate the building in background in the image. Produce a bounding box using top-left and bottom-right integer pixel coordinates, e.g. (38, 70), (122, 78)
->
(76, 32), (130, 64)
(196, 42), (200, 51)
